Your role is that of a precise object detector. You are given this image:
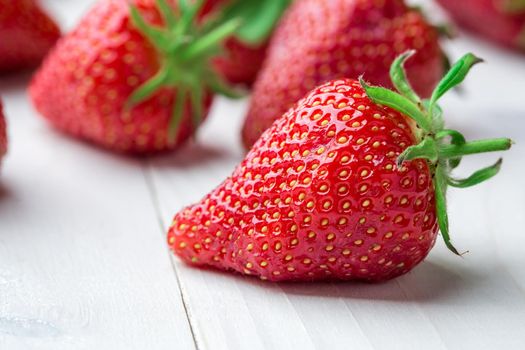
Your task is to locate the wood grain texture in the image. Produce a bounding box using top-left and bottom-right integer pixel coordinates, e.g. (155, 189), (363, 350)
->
(0, 75), (196, 349)
(0, 0), (196, 340)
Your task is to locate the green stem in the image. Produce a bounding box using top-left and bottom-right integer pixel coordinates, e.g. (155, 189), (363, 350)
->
(181, 18), (241, 60)
(156, 0), (178, 29)
(360, 78), (432, 132)
(439, 138), (512, 158)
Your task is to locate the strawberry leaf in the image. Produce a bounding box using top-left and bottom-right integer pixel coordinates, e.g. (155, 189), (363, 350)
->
(429, 53), (483, 111)
(390, 50), (421, 105)
(219, 0), (291, 45)
(499, 0), (525, 13)
(448, 159), (504, 188)
(397, 138), (438, 167)
(360, 77), (432, 132)
(434, 170), (461, 255)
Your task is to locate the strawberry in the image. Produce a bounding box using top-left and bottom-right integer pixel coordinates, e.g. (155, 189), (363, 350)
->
(437, 0), (525, 51)
(204, 0), (292, 86)
(167, 52), (511, 282)
(0, 0), (60, 73)
(0, 100), (7, 169)
(29, 0), (242, 154)
(242, 0), (445, 149)
(212, 37), (268, 86)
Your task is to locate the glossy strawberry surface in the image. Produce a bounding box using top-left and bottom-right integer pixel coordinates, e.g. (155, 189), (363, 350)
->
(242, 0), (444, 148)
(437, 0), (525, 51)
(0, 0), (60, 73)
(29, 0), (212, 154)
(168, 79), (438, 282)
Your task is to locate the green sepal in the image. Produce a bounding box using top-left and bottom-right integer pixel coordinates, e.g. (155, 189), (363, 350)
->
(363, 50), (513, 256)
(126, 0), (246, 143)
(429, 53), (483, 111)
(434, 169), (461, 255)
(434, 24), (457, 39)
(130, 5), (169, 47)
(448, 159), (503, 188)
(360, 77), (432, 132)
(127, 68), (170, 107)
(436, 129), (466, 169)
(499, 0), (525, 13)
(390, 50), (421, 105)
(397, 138), (438, 167)
(218, 0), (292, 45)
(155, 0), (178, 28)
(422, 100), (444, 131)
(181, 18), (242, 60)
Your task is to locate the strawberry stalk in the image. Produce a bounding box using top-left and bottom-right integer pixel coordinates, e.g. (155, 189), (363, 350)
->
(127, 0), (242, 140)
(360, 51), (512, 255)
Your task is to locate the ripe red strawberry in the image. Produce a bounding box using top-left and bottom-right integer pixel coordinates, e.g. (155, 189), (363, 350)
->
(29, 0), (243, 154)
(242, 0), (445, 149)
(212, 38), (268, 86)
(437, 0), (525, 51)
(0, 0), (60, 73)
(0, 101), (7, 169)
(203, 0), (291, 86)
(167, 52), (511, 282)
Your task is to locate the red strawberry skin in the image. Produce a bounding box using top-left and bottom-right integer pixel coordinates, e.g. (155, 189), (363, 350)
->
(29, 0), (212, 154)
(0, 0), (60, 73)
(213, 39), (268, 86)
(201, 0), (269, 86)
(0, 101), (7, 167)
(437, 0), (525, 50)
(168, 79), (438, 282)
(242, 0), (444, 148)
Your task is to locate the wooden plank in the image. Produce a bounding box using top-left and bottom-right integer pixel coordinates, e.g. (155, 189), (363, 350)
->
(0, 75), (195, 348)
(148, 45), (525, 350)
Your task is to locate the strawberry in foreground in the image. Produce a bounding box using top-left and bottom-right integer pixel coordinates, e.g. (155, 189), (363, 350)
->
(437, 0), (525, 51)
(0, 100), (7, 170)
(242, 0), (447, 149)
(0, 0), (60, 73)
(168, 52), (511, 282)
(30, 0), (238, 154)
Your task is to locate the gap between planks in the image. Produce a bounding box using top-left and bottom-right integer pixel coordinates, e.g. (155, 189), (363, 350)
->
(142, 160), (200, 350)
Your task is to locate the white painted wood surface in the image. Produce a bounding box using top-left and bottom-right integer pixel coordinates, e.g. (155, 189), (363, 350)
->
(1, 0), (524, 349)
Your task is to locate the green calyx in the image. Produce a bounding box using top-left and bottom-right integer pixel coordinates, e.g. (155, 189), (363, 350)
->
(360, 50), (512, 255)
(127, 0), (242, 140)
(499, 0), (525, 14)
(214, 0), (292, 45)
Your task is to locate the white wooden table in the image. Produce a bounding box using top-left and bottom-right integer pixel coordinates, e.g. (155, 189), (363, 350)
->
(1, 1), (524, 349)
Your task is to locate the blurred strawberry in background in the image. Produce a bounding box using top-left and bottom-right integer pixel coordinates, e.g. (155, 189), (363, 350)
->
(0, 100), (7, 170)
(203, 0), (292, 86)
(241, 0), (446, 149)
(0, 0), (60, 73)
(436, 0), (525, 51)
(29, 0), (290, 154)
